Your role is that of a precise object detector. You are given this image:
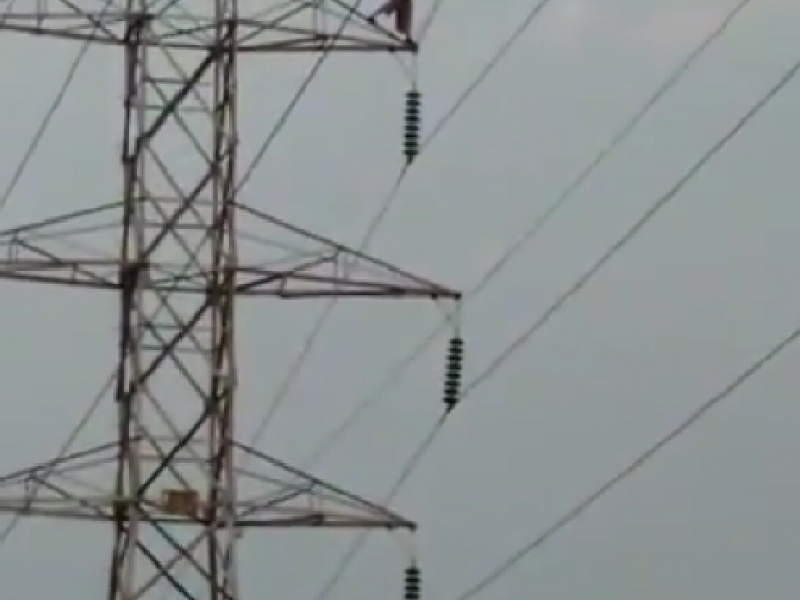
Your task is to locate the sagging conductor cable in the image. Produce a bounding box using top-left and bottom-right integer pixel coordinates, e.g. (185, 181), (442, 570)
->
(235, 0), (376, 196)
(0, 4), (116, 549)
(0, 0), (115, 217)
(239, 0), (379, 462)
(415, 0), (448, 43)
(358, 0), (559, 247)
(248, 0), (559, 452)
(407, 30), (800, 517)
(311, 42), (800, 600)
(236, 0), (416, 455)
(0, 370), (115, 548)
(296, 0), (757, 470)
(451, 321), (800, 600)
(309, 414), (447, 600)
(462, 50), (800, 397)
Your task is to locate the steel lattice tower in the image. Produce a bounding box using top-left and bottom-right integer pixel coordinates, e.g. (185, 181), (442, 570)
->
(0, 1), (460, 599)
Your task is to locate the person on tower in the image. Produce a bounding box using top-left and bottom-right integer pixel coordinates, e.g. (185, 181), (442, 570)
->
(367, 0), (415, 46)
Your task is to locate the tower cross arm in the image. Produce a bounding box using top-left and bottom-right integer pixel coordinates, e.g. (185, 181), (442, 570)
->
(0, 254), (459, 298)
(0, 0), (417, 52)
(0, 437), (417, 531)
(0, 201), (460, 299)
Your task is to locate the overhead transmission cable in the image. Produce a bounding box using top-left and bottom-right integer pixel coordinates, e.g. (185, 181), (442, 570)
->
(357, 0), (559, 250)
(450, 323), (800, 600)
(309, 38), (800, 600)
(236, 0), (374, 195)
(298, 0), (756, 468)
(0, 370), (115, 547)
(236, 0), (401, 458)
(232, 0), (378, 474)
(248, 0), (560, 451)
(0, 0), (114, 216)
(416, 0), (448, 43)
(461, 50), (799, 396)
(307, 415), (445, 600)
(0, 6), (117, 549)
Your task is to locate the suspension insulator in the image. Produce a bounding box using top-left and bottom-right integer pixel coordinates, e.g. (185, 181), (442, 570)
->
(404, 565), (421, 600)
(404, 89), (422, 163)
(443, 335), (464, 411)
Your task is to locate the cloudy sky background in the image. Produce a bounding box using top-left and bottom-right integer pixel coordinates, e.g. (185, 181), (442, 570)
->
(0, 0), (798, 598)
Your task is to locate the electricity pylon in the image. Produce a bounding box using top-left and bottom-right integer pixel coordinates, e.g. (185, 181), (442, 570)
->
(0, 1), (460, 599)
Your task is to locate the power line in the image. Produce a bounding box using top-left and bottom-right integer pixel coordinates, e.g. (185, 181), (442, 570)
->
(235, 0), (369, 195)
(182, 1), (370, 483)
(416, 0), (448, 43)
(309, 39), (800, 600)
(461, 0), (754, 295)
(463, 51), (800, 397)
(298, 0), (756, 470)
(308, 415), (446, 600)
(451, 322), (800, 600)
(358, 0), (560, 248)
(239, 0), (388, 454)
(0, 0), (114, 216)
(248, 0), (559, 452)
(0, 19), (115, 551)
(420, 0), (555, 151)
(0, 370), (114, 547)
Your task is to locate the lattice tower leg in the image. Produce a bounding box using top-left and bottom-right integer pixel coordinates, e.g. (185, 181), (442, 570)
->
(111, 1), (240, 599)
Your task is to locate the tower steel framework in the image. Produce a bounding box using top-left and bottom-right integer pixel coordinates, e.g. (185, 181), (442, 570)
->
(0, 1), (460, 599)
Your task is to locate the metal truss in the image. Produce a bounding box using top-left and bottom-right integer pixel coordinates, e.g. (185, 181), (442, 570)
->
(0, 1), (457, 599)
(0, 0), (416, 51)
(0, 438), (415, 529)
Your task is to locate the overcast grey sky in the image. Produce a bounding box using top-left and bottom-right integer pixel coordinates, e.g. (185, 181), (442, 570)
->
(0, 0), (798, 598)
